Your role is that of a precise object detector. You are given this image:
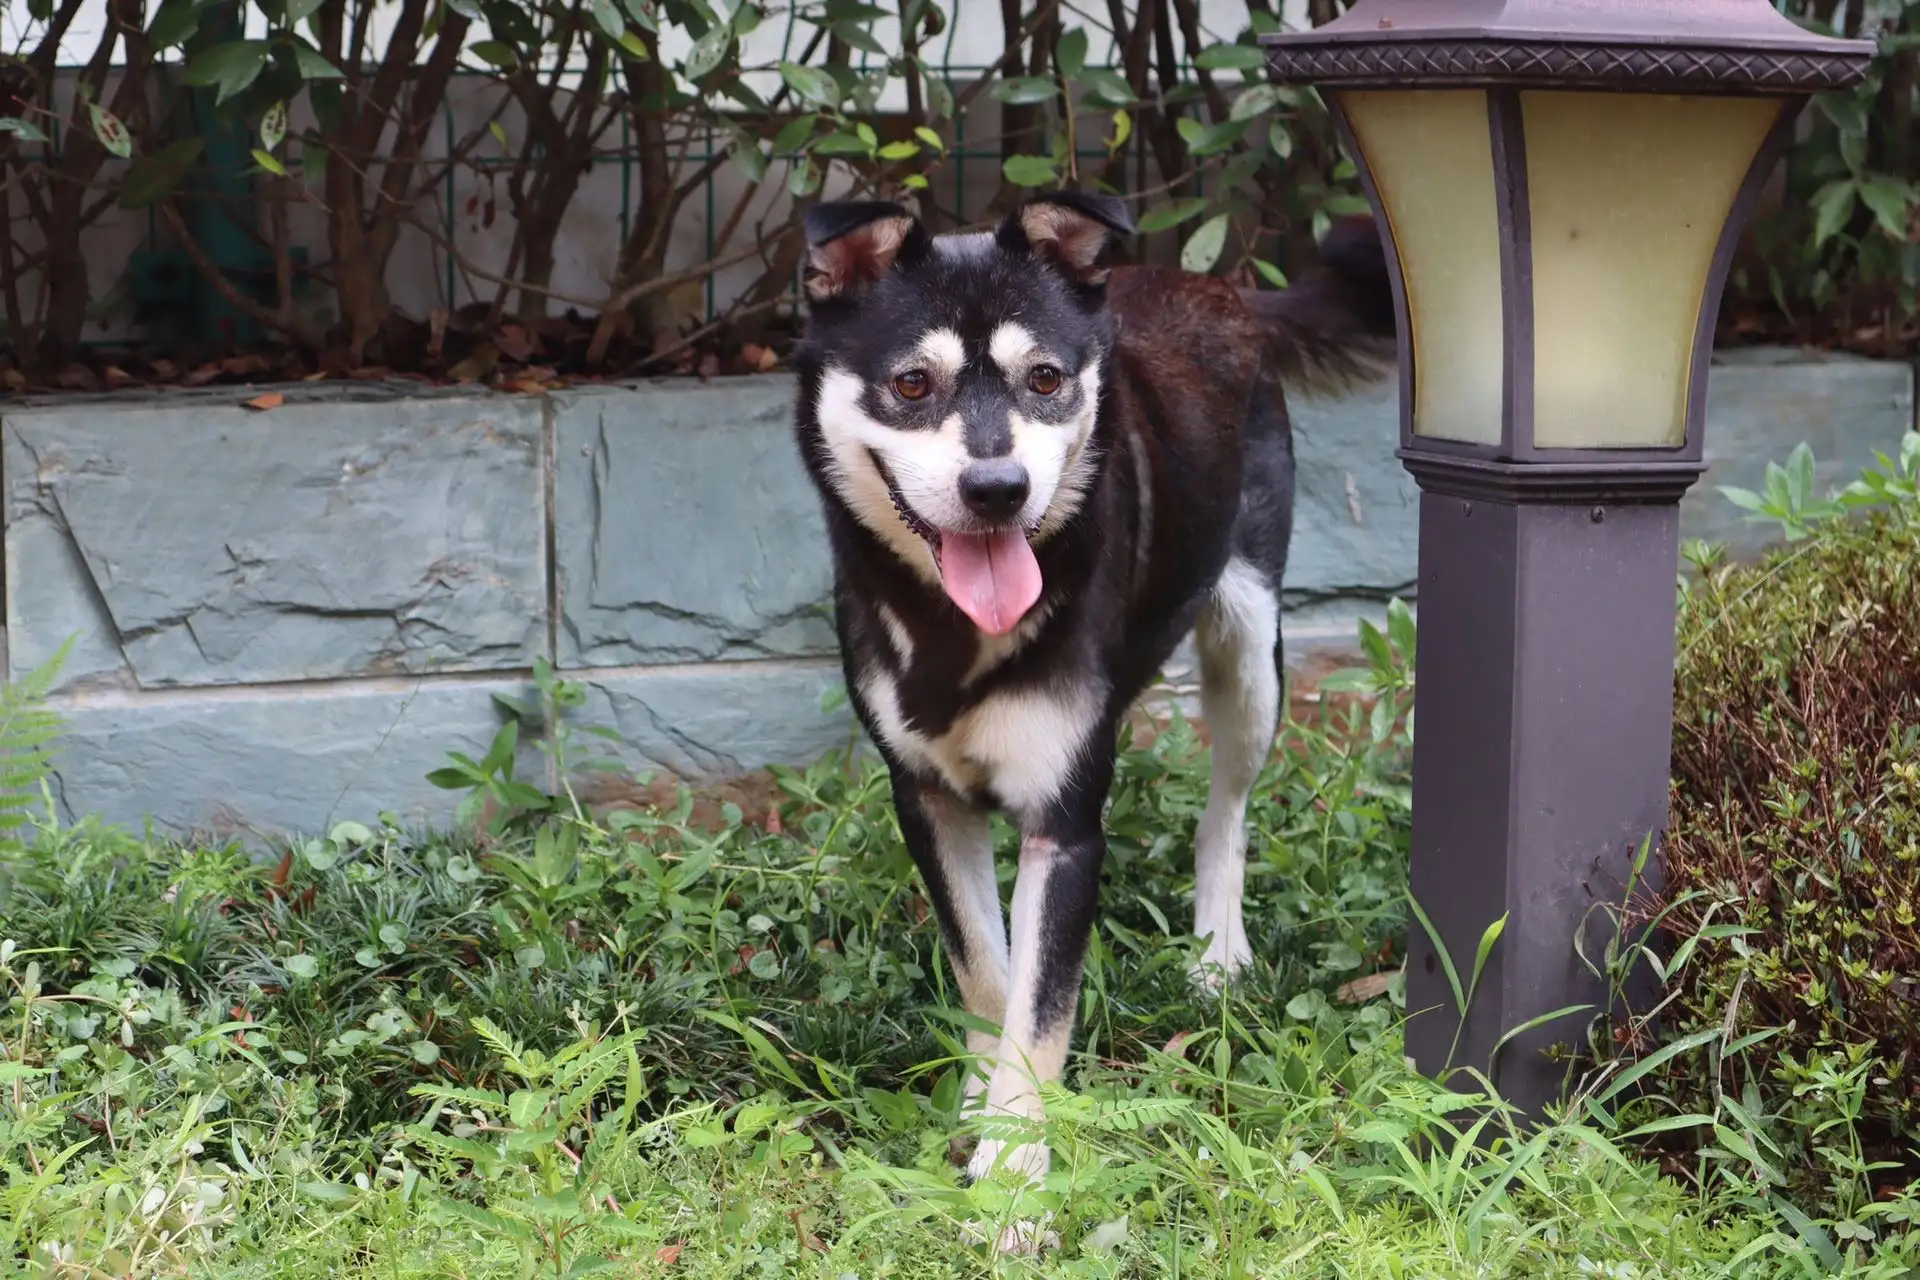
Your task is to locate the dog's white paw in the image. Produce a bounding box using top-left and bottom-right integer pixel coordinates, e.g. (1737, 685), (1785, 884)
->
(1189, 922), (1252, 991)
(967, 1135), (1051, 1186)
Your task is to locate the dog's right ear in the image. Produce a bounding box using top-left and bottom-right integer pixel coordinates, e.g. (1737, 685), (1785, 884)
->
(803, 201), (931, 303)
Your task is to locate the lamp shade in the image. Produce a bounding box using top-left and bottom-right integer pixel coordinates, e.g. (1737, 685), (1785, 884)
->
(1263, 0), (1874, 461)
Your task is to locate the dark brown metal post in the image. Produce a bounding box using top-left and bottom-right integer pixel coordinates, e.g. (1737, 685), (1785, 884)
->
(1399, 455), (1699, 1109)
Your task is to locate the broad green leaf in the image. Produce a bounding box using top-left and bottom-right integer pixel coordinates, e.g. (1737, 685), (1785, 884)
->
(811, 131), (870, 156)
(1810, 179), (1856, 246)
(252, 147), (288, 176)
(1858, 174), (1915, 240)
(876, 139), (920, 161)
(1180, 213), (1229, 273)
(182, 40), (270, 104)
(831, 19), (887, 56)
(117, 136), (205, 209)
(778, 62), (840, 108)
(148, 0), (206, 49)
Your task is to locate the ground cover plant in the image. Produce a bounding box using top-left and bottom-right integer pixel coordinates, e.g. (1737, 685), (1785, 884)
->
(6, 440), (1920, 1275)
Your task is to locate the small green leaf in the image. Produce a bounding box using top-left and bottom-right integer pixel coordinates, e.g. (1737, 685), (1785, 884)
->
(616, 30), (650, 59)
(1250, 257), (1287, 288)
(992, 76), (1059, 106)
(88, 104), (131, 158)
(588, 0), (626, 39)
(684, 24), (732, 80)
(470, 40), (519, 69)
(1056, 26), (1089, 78)
(876, 139), (920, 161)
(913, 125), (945, 153)
(1180, 213), (1230, 273)
(410, 1039), (441, 1065)
(1002, 153), (1059, 187)
(1079, 69), (1137, 108)
(284, 954), (319, 980)
(1137, 197), (1207, 234)
(255, 147), (291, 177)
(1176, 116), (1251, 158)
(1230, 84), (1281, 122)
(259, 101), (288, 152)
(1194, 43), (1264, 71)
(286, 37), (343, 80)
(0, 117), (49, 143)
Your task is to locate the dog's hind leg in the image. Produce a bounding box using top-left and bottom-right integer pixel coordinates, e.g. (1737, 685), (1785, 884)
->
(1190, 553), (1283, 986)
(894, 783), (1008, 1108)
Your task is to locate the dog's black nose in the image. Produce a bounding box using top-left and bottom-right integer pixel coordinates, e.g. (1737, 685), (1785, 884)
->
(959, 459), (1030, 522)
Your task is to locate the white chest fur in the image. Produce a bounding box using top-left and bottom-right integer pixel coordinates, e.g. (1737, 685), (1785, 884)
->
(857, 665), (1103, 818)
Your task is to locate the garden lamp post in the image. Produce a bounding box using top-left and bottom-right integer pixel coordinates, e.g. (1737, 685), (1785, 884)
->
(1263, 1), (1873, 1112)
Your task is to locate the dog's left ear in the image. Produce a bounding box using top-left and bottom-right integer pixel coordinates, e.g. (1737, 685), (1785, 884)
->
(997, 189), (1135, 287)
(804, 200), (931, 303)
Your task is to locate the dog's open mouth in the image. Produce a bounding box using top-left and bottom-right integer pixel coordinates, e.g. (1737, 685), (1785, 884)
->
(871, 451), (1043, 637)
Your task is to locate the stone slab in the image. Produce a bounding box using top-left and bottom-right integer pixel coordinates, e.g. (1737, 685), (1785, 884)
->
(553, 378), (838, 666)
(4, 384), (547, 693)
(43, 659), (855, 840)
(1288, 378), (1420, 603)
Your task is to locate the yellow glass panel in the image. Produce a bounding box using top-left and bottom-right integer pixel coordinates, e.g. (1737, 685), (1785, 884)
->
(1522, 92), (1782, 449)
(1339, 89), (1505, 446)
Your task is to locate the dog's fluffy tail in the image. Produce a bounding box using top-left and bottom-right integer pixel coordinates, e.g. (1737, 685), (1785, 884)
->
(1239, 215), (1398, 398)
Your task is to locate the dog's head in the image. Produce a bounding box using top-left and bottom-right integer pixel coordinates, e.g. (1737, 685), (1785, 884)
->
(794, 190), (1133, 636)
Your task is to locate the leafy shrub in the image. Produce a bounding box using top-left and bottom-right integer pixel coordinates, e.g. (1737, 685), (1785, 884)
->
(1651, 433), (1920, 1192)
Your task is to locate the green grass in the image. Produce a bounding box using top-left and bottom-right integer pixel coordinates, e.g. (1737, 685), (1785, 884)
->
(3, 633), (1919, 1276)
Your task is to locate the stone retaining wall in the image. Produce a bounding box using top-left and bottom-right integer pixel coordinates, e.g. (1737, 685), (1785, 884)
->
(4, 348), (1911, 839)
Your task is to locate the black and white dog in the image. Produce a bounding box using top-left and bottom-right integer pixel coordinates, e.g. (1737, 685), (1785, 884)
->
(791, 190), (1394, 1204)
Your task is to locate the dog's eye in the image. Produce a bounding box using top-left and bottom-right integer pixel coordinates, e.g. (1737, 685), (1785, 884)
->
(1028, 365), (1063, 396)
(893, 370), (931, 401)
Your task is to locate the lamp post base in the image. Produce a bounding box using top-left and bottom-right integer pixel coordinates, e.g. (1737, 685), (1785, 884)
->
(1397, 451), (1703, 1115)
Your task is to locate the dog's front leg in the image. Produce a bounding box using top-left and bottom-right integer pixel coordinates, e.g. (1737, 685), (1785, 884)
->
(967, 765), (1110, 1192)
(893, 780), (1009, 1108)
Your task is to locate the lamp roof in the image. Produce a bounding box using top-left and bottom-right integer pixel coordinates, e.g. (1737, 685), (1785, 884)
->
(1261, 0), (1874, 95)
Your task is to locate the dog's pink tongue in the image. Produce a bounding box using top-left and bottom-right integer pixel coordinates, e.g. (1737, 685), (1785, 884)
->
(938, 530), (1042, 635)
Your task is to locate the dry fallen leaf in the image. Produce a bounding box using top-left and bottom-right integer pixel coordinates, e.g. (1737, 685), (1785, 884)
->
(655, 1242), (684, 1264)
(1336, 970), (1400, 1005)
(246, 391), (285, 411)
